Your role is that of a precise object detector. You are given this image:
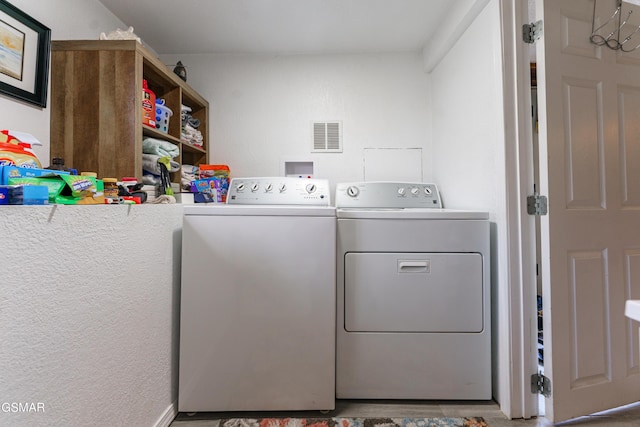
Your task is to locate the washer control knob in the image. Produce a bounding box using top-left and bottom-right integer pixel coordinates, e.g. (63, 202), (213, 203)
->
(398, 187), (406, 196)
(279, 183), (287, 192)
(347, 186), (359, 197)
(410, 187), (419, 195)
(251, 183), (260, 192)
(236, 183), (245, 192)
(306, 183), (317, 194)
(265, 183), (273, 192)
(424, 186), (432, 195)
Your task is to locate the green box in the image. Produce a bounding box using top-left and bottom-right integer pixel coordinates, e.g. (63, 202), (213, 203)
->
(8, 174), (100, 204)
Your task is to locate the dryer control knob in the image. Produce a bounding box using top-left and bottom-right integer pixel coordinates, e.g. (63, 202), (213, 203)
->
(306, 183), (317, 194)
(397, 187), (406, 196)
(424, 187), (432, 195)
(279, 183), (287, 192)
(251, 183), (260, 192)
(265, 183), (273, 192)
(410, 187), (419, 195)
(236, 183), (245, 192)
(347, 186), (359, 197)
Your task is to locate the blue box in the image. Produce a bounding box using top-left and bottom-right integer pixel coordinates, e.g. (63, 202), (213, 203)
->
(0, 186), (8, 204)
(192, 178), (222, 203)
(194, 192), (215, 203)
(0, 165), (70, 185)
(8, 185), (49, 205)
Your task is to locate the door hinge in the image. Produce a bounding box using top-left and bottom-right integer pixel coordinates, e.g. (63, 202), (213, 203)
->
(527, 194), (548, 215)
(523, 20), (543, 44)
(531, 372), (551, 397)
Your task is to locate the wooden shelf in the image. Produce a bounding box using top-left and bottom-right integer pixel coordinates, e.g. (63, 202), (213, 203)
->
(143, 126), (181, 145)
(182, 142), (207, 155)
(50, 40), (209, 188)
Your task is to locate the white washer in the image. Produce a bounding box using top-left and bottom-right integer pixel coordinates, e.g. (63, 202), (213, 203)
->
(335, 181), (491, 400)
(179, 177), (336, 412)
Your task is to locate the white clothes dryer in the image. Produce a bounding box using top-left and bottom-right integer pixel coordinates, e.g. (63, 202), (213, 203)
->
(335, 181), (491, 400)
(179, 177), (335, 412)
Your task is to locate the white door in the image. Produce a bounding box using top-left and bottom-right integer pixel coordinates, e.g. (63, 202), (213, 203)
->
(535, 0), (640, 422)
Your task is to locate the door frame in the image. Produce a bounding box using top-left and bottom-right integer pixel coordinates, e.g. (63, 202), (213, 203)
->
(499, 0), (540, 419)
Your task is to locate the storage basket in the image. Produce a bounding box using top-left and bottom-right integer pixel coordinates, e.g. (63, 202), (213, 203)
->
(155, 100), (173, 133)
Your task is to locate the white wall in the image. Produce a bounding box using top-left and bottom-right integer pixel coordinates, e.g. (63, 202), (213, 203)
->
(0, 3), (183, 426)
(0, 204), (182, 427)
(430, 0), (508, 407)
(1, 0), (127, 165)
(160, 52), (433, 187)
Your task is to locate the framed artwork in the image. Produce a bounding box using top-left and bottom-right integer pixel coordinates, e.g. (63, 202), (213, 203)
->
(0, 0), (50, 107)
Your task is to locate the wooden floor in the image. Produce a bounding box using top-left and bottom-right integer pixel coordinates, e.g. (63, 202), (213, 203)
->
(170, 399), (640, 426)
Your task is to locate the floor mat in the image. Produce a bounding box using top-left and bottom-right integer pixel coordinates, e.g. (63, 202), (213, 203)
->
(215, 418), (488, 427)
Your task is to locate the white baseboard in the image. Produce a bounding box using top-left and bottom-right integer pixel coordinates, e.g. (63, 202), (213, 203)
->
(155, 400), (178, 427)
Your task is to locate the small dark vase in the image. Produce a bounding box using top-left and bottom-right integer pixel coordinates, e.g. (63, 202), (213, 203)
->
(173, 61), (187, 82)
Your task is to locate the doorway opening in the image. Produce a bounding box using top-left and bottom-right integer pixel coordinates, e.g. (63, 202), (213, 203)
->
(530, 61), (544, 417)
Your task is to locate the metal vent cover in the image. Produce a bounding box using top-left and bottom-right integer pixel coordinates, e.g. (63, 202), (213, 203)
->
(312, 121), (342, 152)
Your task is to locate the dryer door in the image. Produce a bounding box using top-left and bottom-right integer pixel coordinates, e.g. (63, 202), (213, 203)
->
(344, 252), (483, 332)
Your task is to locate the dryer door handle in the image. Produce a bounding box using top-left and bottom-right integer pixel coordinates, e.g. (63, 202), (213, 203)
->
(397, 260), (430, 273)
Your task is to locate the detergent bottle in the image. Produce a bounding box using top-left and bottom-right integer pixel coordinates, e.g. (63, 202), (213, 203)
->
(0, 130), (42, 168)
(142, 79), (156, 128)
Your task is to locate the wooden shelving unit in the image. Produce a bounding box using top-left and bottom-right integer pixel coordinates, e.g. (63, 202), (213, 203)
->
(50, 40), (209, 188)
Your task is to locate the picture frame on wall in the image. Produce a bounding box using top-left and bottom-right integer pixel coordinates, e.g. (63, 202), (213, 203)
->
(0, 0), (50, 107)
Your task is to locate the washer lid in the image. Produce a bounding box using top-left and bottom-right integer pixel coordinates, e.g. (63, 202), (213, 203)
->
(184, 204), (336, 217)
(336, 208), (489, 220)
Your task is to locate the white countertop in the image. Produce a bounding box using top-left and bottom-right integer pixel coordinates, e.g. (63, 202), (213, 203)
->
(625, 300), (640, 322)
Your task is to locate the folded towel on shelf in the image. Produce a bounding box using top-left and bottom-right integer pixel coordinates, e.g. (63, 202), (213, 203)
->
(181, 123), (203, 147)
(142, 153), (180, 175)
(181, 104), (201, 129)
(182, 164), (198, 175)
(181, 177), (193, 191)
(142, 137), (180, 159)
(181, 163), (198, 191)
(142, 173), (161, 186)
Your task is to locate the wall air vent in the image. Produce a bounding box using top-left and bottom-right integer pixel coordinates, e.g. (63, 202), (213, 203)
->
(312, 121), (342, 153)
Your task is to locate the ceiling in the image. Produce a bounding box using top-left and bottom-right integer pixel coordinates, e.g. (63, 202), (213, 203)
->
(96, 0), (452, 55)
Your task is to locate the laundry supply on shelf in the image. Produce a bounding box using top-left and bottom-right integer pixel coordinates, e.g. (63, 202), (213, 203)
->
(7, 173), (103, 205)
(0, 185), (48, 205)
(1, 165), (69, 185)
(198, 164), (230, 202)
(0, 130), (43, 168)
(155, 99), (172, 133)
(192, 178), (222, 203)
(142, 79), (156, 128)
